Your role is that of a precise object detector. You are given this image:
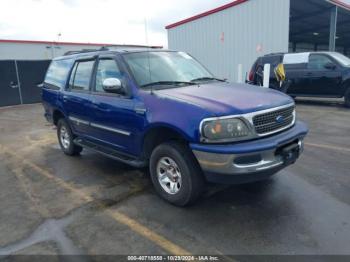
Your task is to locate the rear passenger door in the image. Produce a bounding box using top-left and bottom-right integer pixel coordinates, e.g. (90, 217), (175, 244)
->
(285, 63), (308, 95)
(63, 59), (95, 135)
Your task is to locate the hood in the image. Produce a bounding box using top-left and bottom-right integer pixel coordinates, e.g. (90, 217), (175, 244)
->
(155, 82), (294, 116)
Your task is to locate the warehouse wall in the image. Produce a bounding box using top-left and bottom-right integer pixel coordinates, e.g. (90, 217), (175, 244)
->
(167, 0), (290, 82)
(0, 42), (104, 60)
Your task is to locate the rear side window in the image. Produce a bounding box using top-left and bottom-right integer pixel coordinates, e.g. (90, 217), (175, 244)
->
(69, 60), (95, 91)
(284, 63), (307, 70)
(44, 59), (73, 90)
(262, 55), (282, 67)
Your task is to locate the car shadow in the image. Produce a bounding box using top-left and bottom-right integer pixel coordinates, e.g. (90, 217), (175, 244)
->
(295, 98), (345, 109)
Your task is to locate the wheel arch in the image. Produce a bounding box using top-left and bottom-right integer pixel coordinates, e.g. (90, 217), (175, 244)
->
(52, 109), (66, 126)
(142, 124), (191, 160)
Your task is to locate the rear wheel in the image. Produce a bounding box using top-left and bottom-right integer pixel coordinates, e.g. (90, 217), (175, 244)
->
(57, 118), (83, 156)
(149, 141), (204, 206)
(345, 89), (350, 108)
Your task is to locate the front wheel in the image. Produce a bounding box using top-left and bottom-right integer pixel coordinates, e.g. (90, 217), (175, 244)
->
(345, 89), (350, 108)
(149, 142), (204, 206)
(57, 118), (83, 156)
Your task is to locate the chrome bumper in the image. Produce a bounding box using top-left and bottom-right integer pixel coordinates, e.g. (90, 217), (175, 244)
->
(193, 140), (303, 175)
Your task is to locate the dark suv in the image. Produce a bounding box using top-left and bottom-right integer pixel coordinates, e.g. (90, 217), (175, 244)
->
(248, 52), (350, 107)
(42, 47), (308, 206)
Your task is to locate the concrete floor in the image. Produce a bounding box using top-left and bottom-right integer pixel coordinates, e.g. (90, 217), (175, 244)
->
(0, 100), (349, 257)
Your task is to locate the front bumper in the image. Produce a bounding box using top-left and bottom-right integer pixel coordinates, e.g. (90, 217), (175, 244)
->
(190, 121), (308, 184)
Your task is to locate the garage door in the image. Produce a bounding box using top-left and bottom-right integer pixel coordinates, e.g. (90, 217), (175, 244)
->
(17, 60), (51, 104)
(0, 60), (51, 107)
(0, 61), (22, 107)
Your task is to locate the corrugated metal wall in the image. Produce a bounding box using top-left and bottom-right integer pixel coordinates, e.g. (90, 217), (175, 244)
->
(0, 42), (105, 60)
(167, 0), (290, 82)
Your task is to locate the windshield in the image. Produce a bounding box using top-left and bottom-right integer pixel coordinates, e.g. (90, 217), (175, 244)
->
(330, 52), (350, 66)
(123, 51), (214, 88)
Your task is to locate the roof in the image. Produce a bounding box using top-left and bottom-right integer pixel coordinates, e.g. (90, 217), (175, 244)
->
(0, 39), (162, 48)
(328, 0), (350, 10)
(165, 0), (249, 29)
(0, 39), (117, 46)
(165, 0), (350, 30)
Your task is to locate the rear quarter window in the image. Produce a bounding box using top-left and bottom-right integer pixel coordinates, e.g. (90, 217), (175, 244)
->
(262, 55), (283, 67)
(44, 59), (74, 90)
(284, 63), (307, 70)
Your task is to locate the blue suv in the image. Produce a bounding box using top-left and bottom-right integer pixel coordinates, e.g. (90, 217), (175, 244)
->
(42, 47), (308, 206)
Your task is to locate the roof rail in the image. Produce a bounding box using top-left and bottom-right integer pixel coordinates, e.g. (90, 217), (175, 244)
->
(63, 44), (163, 56)
(264, 52), (286, 56)
(100, 45), (163, 50)
(63, 49), (99, 55)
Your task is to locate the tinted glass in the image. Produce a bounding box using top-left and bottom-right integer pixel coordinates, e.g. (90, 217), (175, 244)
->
(308, 55), (333, 70)
(284, 63), (307, 70)
(95, 59), (122, 92)
(262, 55), (282, 66)
(44, 59), (73, 89)
(70, 60), (94, 91)
(69, 63), (78, 90)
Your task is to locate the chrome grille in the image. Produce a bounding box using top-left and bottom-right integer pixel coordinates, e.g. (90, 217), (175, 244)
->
(253, 106), (295, 135)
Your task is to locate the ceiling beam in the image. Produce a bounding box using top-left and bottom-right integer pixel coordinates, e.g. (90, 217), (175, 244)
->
(290, 7), (333, 22)
(290, 19), (350, 37)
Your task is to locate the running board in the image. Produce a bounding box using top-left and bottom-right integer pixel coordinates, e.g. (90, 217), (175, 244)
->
(73, 138), (147, 168)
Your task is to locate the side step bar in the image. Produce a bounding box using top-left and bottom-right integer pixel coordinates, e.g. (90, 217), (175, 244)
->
(73, 138), (147, 168)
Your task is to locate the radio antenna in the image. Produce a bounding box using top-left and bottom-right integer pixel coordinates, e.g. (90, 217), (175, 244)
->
(144, 18), (153, 94)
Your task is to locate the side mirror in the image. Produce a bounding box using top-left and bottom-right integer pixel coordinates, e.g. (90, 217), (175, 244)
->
(102, 78), (124, 94)
(324, 62), (336, 70)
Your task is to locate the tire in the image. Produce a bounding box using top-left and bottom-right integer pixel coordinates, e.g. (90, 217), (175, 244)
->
(344, 89), (350, 108)
(149, 141), (204, 206)
(57, 118), (83, 156)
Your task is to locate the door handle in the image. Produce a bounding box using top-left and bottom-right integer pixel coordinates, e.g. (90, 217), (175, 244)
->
(63, 95), (68, 102)
(10, 81), (18, 88)
(92, 102), (111, 112)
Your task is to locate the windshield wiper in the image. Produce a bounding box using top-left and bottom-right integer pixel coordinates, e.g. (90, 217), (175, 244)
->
(191, 77), (227, 82)
(141, 81), (196, 89)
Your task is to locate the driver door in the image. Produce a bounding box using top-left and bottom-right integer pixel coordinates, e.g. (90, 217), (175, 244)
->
(89, 56), (144, 156)
(305, 54), (342, 96)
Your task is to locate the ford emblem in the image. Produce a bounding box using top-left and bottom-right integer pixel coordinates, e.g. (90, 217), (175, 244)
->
(276, 115), (284, 123)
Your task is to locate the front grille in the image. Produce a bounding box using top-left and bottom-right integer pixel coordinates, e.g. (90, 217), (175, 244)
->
(253, 106), (295, 135)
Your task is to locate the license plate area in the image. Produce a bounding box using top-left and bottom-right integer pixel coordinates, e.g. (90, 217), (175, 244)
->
(276, 140), (301, 165)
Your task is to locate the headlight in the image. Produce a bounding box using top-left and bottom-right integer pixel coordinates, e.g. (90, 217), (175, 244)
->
(201, 118), (253, 142)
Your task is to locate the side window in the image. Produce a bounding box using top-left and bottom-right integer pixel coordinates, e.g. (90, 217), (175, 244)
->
(308, 55), (333, 70)
(44, 59), (73, 89)
(263, 55), (282, 67)
(69, 60), (95, 91)
(69, 63), (78, 90)
(95, 59), (123, 93)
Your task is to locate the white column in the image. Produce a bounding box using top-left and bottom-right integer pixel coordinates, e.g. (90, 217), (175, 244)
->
(263, 64), (270, 88)
(237, 64), (243, 83)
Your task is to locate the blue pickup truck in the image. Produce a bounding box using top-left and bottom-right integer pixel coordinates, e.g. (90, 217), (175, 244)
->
(42, 47), (308, 206)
